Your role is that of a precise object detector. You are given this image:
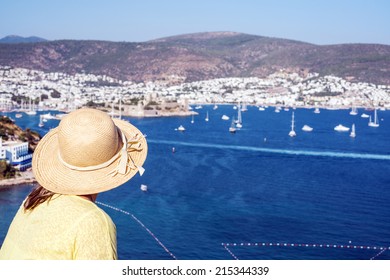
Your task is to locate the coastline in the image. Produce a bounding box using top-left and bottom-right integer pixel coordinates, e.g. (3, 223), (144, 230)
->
(0, 170), (37, 189)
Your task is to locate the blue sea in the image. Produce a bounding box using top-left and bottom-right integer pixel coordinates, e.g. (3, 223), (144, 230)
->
(1, 105), (389, 260)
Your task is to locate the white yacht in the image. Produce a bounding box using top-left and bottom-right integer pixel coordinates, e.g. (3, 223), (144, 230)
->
(177, 125), (186, 132)
(221, 115), (230, 120)
(334, 124), (350, 132)
(361, 113), (370, 118)
(302, 125), (313, 132)
(140, 184), (148, 192)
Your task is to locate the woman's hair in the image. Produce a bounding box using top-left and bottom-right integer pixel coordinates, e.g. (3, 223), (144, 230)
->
(24, 184), (56, 211)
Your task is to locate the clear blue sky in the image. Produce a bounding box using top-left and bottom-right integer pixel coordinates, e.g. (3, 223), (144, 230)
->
(1, 0), (389, 45)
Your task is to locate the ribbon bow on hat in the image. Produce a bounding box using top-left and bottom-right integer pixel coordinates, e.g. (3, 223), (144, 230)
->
(109, 132), (145, 177)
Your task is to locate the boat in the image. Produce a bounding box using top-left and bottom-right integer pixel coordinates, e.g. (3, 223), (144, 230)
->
(40, 112), (57, 120)
(140, 184), (148, 192)
(221, 115), (229, 120)
(205, 111), (209, 122)
(25, 110), (37, 115)
(334, 124), (350, 132)
(258, 106), (265, 111)
(229, 118), (236, 133)
(177, 125), (186, 132)
(25, 98), (37, 115)
(213, 104), (218, 110)
(38, 115), (44, 127)
(302, 125), (313, 132)
(241, 103), (248, 112)
(15, 113), (22, 118)
(314, 107), (320, 114)
(191, 115), (194, 124)
(349, 107), (358, 115)
(361, 113), (370, 118)
(289, 112), (296, 137)
(235, 106), (242, 127)
(350, 124), (356, 138)
(368, 109), (379, 127)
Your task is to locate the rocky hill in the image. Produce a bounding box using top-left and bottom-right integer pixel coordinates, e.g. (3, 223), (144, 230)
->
(0, 116), (41, 151)
(0, 32), (389, 85)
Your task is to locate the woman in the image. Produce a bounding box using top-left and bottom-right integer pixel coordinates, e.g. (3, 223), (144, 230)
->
(0, 108), (147, 259)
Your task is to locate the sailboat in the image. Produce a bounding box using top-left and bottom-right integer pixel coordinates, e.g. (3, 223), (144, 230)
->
(235, 106), (242, 128)
(349, 107), (358, 115)
(229, 117), (236, 133)
(368, 109), (379, 127)
(350, 124), (356, 138)
(205, 111), (209, 122)
(26, 98), (37, 115)
(38, 115), (44, 127)
(191, 114), (194, 124)
(289, 112), (296, 137)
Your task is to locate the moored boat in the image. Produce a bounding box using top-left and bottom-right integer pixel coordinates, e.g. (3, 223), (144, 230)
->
(302, 125), (313, 132)
(334, 124), (350, 132)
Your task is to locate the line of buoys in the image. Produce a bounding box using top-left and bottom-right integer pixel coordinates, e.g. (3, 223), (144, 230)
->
(370, 248), (388, 260)
(97, 201), (177, 260)
(221, 242), (390, 260)
(222, 242), (390, 251)
(222, 244), (239, 260)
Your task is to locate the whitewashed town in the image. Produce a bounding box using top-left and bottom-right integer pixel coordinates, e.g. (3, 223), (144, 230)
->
(0, 66), (389, 117)
(0, 65), (389, 174)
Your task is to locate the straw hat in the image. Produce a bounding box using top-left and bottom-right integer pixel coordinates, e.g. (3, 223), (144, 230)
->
(32, 108), (147, 195)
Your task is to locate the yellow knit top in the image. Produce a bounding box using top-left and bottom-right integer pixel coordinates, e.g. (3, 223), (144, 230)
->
(0, 194), (117, 260)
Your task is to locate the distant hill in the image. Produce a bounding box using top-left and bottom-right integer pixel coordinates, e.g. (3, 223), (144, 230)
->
(0, 35), (48, 44)
(0, 32), (389, 85)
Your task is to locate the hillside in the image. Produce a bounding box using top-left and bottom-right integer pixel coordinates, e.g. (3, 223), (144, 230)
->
(0, 116), (41, 151)
(0, 32), (389, 85)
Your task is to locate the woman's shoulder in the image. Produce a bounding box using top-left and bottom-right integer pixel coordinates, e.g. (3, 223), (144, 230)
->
(51, 195), (114, 225)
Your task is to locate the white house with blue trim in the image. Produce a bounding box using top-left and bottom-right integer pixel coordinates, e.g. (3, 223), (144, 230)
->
(0, 138), (32, 170)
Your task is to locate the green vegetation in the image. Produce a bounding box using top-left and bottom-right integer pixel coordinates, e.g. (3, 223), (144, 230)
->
(0, 160), (18, 179)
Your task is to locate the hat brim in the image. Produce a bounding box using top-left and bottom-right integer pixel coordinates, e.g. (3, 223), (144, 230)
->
(32, 118), (147, 195)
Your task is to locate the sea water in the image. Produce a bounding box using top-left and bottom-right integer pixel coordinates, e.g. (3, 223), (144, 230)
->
(1, 106), (389, 260)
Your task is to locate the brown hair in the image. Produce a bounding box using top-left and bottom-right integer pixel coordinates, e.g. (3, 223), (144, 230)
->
(24, 185), (56, 211)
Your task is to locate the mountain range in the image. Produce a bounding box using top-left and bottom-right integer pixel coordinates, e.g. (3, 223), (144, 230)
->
(0, 32), (389, 85)
(0, 35), (47, 44)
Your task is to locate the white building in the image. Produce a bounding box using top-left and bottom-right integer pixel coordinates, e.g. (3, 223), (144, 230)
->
(0, 138), (33, 170)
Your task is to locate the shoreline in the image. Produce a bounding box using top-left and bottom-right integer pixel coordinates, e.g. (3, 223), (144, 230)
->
(0, 170), (37, 189)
